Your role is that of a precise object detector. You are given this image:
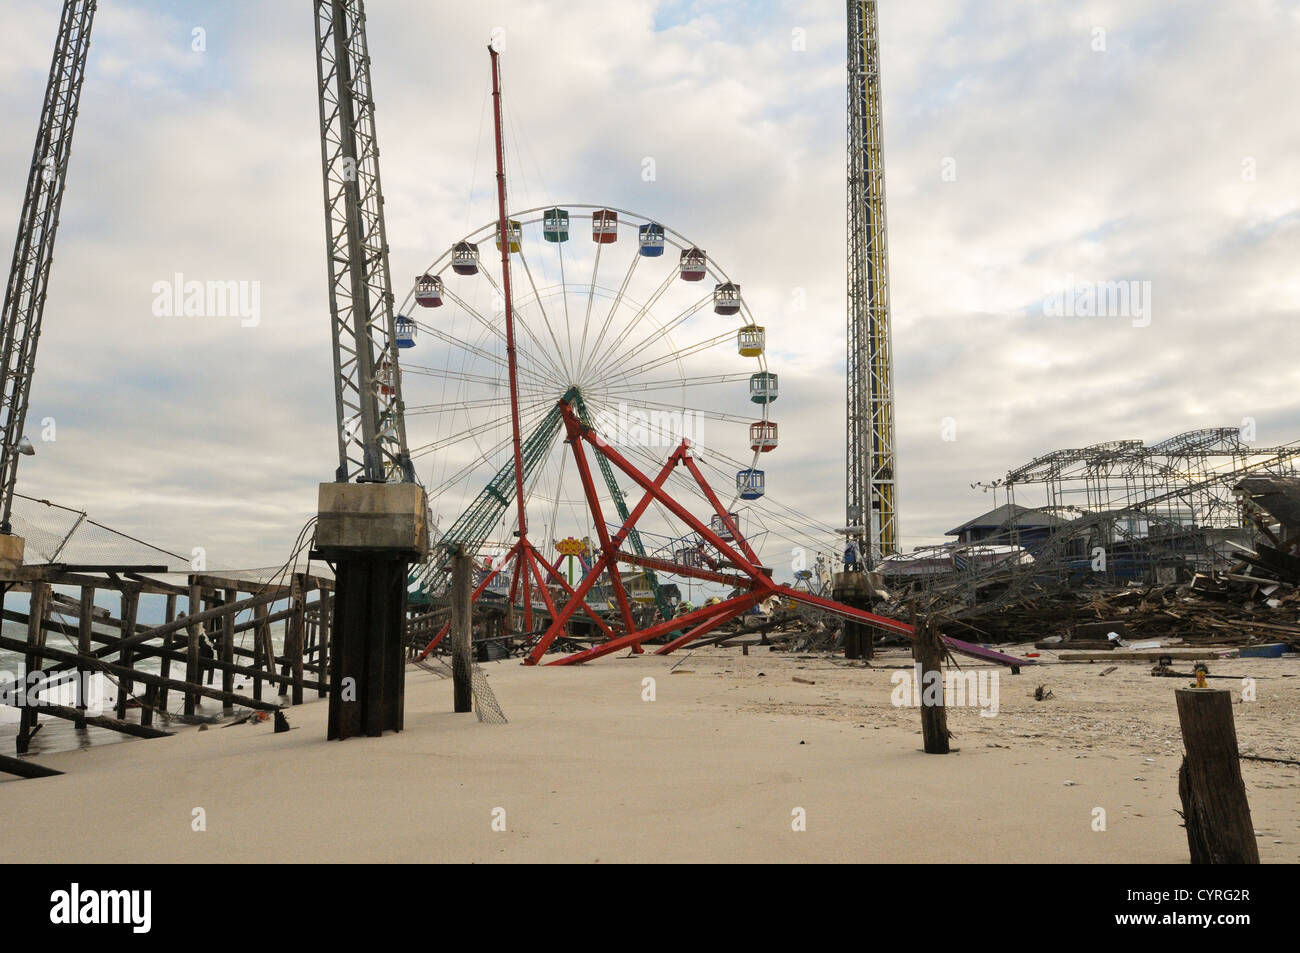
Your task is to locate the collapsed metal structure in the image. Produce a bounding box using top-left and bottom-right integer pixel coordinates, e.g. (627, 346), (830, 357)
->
(895, 428), (1300, 613)
(418, 398), (1027, 670)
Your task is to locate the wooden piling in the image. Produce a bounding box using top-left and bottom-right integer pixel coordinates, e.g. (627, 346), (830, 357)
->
(114, 588), (139, 719)
(75, 586), (93, 728)
(17, 581), (49, 754)
(316, 588), (330, 698)
(157, 593), (177, 711)
(911, 610), (951, 755)
(185, 579), (202, 716)
(221, 587), (236, 713)
(451, 548), (472, 713)
(252, 601), (269, 701)
(288, 575), (306, 705)
(1175, 687), (1260, 864)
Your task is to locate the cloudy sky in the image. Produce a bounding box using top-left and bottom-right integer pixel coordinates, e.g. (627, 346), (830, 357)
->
(2, 0), (1298, 571)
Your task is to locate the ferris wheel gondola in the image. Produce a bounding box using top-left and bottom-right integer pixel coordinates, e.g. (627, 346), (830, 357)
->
(397, 204), (781, 607)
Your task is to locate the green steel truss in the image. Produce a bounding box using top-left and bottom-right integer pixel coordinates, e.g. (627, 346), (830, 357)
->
(571, 393), (674, 625)
(413, 387), (672, 626)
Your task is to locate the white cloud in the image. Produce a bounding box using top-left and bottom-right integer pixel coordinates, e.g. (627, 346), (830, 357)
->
(0, 0), (1296, 568)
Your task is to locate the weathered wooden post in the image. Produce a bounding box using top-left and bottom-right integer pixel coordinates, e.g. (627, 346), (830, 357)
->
(910, 609), (950, 755)
(17, 581), (49, 754)
(114, 586), (139, 720)
(221, 587), (237, 713)
(185, 578), (202, 716)
(288, 574), (306, 706)
(451, 547), (473, 713)
(1175, 687), (1260, 864)
(252, 601), (270, 701)
(157, 593), (177, 711)
(316, 588), (329, 699)
(74, 585), (93, 728)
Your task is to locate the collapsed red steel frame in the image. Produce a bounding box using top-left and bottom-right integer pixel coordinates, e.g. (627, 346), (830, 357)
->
(419, 399), (1029, 670)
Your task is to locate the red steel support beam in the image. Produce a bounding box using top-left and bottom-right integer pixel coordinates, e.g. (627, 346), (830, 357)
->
(531, 542), (619, 640)
(549, 591), (764, 665)
(564, 406), (766, 578)
(652, 591), (766, 655)
(568, 418), (638, 636)
(525, 415), (682, 663)
(616, 549), (755, 589)
(681, 453), (762, 568)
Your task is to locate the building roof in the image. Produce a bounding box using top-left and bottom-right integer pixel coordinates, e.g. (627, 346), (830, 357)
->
(1236, 476), (1300, 533)
(945, 503), (1064, 537)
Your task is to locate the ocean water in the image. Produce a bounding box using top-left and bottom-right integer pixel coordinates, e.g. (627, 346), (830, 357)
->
(1, 617), (292, 758)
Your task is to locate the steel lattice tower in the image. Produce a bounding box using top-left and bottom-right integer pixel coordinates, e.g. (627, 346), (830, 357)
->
(0, 0), (97, 536)
(846, 0), (897, 565)
(313, 0), (414, 484)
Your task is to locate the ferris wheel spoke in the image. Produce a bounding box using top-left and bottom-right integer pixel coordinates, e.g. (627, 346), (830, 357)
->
(576, 251), (640, 385)
(404, 396), (533, 416)
(407, 318), (511, 370)
(556, 238), (574, 372)
(425, 425), (525, 499)
(515, 245), (574, 383)
(601, 328), (733, 392)
(476, 268), (570, 389)
(607, 372), (752, 394)
(617, 396), (754, 426)
(441, 287), (507, 346)
(403, 365), (526, 389)
(586, 292), (712, 387)
(402, 360), (555, 394)
(583, 270), (678, 384)
(408, 394), (552, 458)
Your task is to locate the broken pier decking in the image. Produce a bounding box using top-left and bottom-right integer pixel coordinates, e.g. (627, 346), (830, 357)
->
(0, 565), (334, 764)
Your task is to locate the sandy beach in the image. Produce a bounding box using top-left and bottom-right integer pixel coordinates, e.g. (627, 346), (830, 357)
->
(2, 646), (1296, 864)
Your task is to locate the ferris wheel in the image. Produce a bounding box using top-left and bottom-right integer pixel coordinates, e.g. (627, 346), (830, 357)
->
(395, 204), (782, 607)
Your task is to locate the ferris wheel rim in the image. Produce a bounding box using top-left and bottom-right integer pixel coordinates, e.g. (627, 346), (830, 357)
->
(401, 201), (776, 533)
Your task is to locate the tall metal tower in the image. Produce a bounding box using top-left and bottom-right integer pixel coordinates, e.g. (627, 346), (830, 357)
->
(313, 0), (414, 485)
(0, 0), (97, 552)
(845, 0), (897, 566)
(312, 0), (427, 741)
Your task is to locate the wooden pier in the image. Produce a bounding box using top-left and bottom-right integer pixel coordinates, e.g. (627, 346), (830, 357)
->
(0, 564), (334, 764)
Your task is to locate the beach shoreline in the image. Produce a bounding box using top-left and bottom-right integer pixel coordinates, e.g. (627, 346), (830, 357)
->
(2, 648), (1296, 864)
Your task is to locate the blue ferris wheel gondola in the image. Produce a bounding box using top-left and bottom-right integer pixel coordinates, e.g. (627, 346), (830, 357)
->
(395, 314), (417, 348)
(638, 222), (665, 257)
(736, 468), (765, 500)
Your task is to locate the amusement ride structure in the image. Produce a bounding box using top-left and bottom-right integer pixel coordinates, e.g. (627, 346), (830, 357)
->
(0, 0), (1026, 683)
(396, 40), (1023, 669)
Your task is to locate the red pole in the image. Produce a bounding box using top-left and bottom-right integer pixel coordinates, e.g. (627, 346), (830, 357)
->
(489, 45), (531, 622)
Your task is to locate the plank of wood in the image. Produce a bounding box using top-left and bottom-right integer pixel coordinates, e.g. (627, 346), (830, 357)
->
(1059, 649), (1238, 661)
(0, 753), (63, 778)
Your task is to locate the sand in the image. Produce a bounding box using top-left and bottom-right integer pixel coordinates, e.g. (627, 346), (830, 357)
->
(1, 646), (1296, 863)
